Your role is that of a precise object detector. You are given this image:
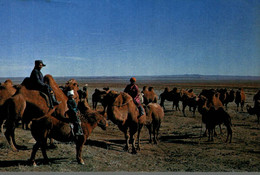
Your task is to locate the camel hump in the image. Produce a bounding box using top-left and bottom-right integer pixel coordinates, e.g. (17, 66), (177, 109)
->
(21, 77), (33, 89)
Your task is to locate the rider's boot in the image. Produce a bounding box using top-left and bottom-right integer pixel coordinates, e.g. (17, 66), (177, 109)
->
(75, 123), (84, 136)
(138, 106), (144, 118)
(50, 93), (61, 106)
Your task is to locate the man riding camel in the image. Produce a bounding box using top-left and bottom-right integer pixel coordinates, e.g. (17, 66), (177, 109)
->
(124, 77), (144, 117)
(30, 60), (61, 108)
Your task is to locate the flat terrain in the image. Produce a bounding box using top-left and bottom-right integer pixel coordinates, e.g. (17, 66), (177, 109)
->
(0, 77), (259, 172)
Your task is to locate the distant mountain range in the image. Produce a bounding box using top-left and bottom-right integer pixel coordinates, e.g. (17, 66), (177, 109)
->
(1, 74), (259, 85)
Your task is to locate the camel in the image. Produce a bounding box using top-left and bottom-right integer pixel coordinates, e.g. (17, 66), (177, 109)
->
(246, 90), (260, 124)
(235, 88), (246, 112)
(78, 84), (88, 102)
(104, 91), (146, 154)
(0, 79), (17, 133)
(3, 74), (79, 151)
(180, 89), (198, 117)
(142, 86), (158, 105)
(199, 89), (224, 136)
(144, 103), (164, 144)
(197, 93), (232, 143)
(28, 99), (107, 166)
(159, 87), (181, 111)
(92, 88), (110, 110)
(198, 95), (232, 143)
(223, 89), (235, 110)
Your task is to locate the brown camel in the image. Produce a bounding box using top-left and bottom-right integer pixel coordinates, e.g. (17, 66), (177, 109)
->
(4, 74), (79, 151)
(104, 91), (146, 154)
(142, 86), (158, 105)
(144, 103), (164, 144)
(28, 99), (107, 166)
(0, 79), (17, 133)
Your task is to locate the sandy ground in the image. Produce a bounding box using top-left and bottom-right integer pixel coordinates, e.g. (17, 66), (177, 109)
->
(0, 79), (259, 172)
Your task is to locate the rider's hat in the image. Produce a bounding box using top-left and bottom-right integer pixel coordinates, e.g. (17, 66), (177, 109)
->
(130, 77), (136, 83)
(67, 90), (74, 96)
(35, 60), (46, 66)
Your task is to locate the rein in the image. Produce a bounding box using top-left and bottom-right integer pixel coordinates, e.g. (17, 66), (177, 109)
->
(112, 98), (133, 107)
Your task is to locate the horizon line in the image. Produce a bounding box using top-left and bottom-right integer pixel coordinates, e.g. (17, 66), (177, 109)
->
(0, 74), (260, 78)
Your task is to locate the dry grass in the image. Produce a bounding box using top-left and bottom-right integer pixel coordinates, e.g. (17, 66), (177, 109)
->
(0, 79), (259, 172)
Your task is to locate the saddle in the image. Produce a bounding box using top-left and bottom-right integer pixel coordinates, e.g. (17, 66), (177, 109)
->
(39, 92), (51, 108)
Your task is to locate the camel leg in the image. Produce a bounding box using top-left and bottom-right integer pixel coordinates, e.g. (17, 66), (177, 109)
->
(4, 128), (17, 151)
(155, 122), (161, 144)
(123, 128), (130, 152)
(203, 127), (208, 137)
(28, 142), (41, 166)
(75, 136), (85, 165)
(93, 101), (96, 110)
(160, 99), (165, 111)
(40, 139), (50, 165)
(129, 131), (137, 154)
(225, 104), (228, 110)
(136, 124), (143, 150)
(224, 120), (232, 143)
(0, 119), (6, 135)
(225, 125), (232, 143)
(147, 125), (152, 143)
(192, 107), (196, 117)
(209, 128), (214, 142)
(153, 123), (157, 144)
(4, 120), (20, 151)
(219, 125), (222, 135)
(47, 138), (57, 149)
(182, 103), (186, 117)
(241, 102), (244, 112)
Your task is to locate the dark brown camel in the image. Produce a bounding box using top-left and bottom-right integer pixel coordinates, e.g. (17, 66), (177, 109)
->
(4, 74), (79, 151)
(246, 90), (260, 124)
(223, 89), (235, 110)
(159, 87), (181, 111)
(28, 99), (107, 166)
(104, 91), (146, 154)
(197, 94), (232, 143)
(92, 88), (110, 110)
(180, 89), (198, 117)
(235, 88), (246, 112)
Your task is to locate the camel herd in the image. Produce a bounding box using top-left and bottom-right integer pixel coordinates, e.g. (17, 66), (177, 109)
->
(0, 76), (259, 166)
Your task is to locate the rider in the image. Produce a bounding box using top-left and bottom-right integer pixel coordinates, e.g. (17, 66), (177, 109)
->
(124, 77), (144, 117)
(67, 90), (83, 136)
(30, 60), (61, 108)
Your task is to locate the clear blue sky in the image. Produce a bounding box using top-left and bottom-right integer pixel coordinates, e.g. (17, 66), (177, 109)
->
(0, 0), (259, 77)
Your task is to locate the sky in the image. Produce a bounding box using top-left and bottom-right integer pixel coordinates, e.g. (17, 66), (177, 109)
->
(0, 0), (259, 77)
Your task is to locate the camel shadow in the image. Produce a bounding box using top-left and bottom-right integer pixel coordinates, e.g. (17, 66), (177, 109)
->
(85, 139), (126, 152)
(0, 158), (67, 167)
(164, 109), (174, 113)
(87, 139), (141, 153)
(85, 139), (110, 149)
(159, 133), (200, 145)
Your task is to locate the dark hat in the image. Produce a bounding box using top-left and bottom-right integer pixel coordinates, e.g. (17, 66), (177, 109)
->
(35, 60), (46, 66)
